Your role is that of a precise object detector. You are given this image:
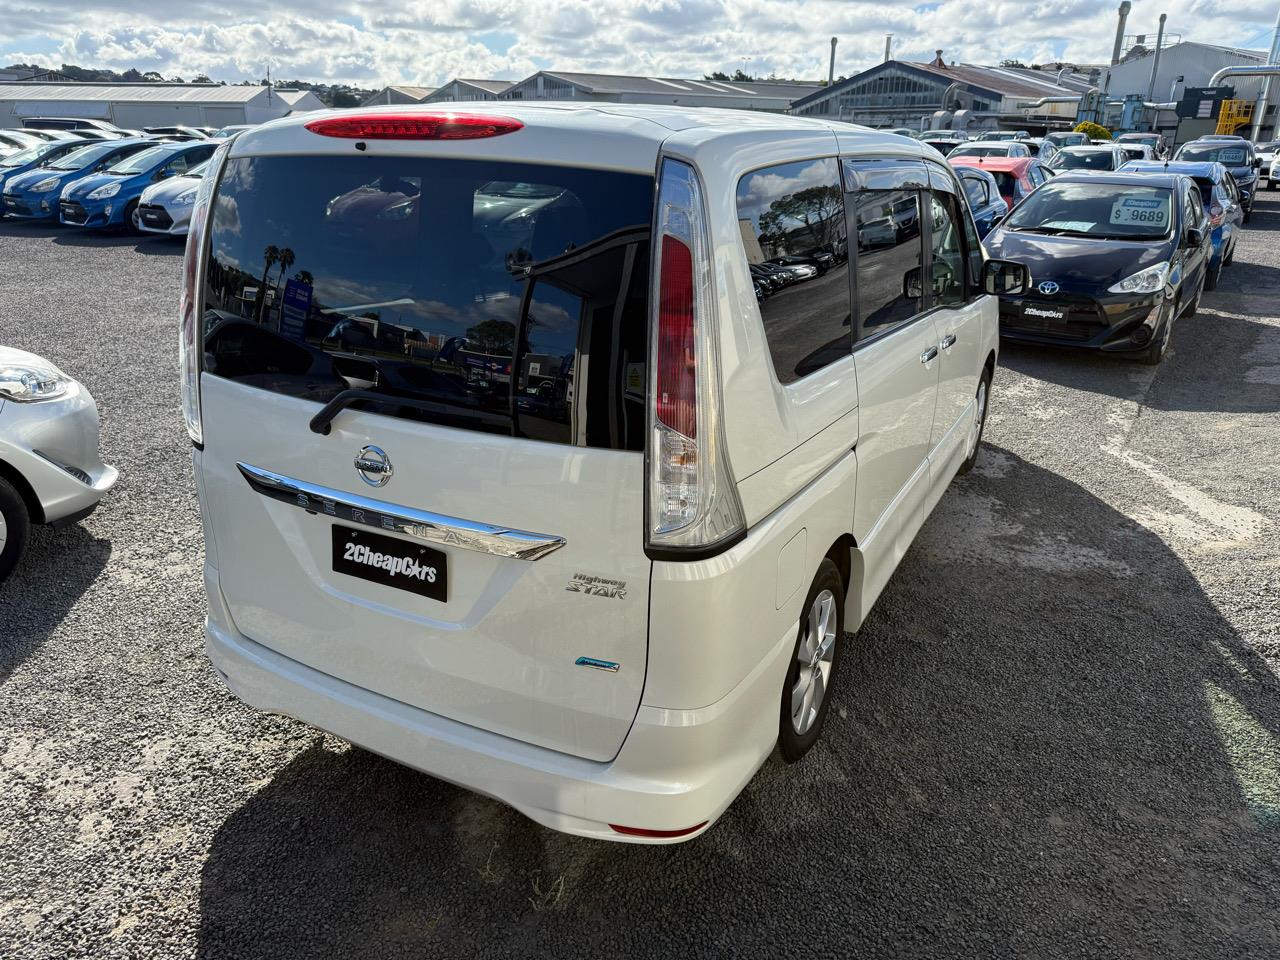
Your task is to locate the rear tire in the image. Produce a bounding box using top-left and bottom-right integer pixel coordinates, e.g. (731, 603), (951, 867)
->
(124, 200), (141, 234)
(956, 367), (992, 476)
(779, 559), (845, 764)
(0, 477), (31, 585)
(1205, 257), (1221, 291)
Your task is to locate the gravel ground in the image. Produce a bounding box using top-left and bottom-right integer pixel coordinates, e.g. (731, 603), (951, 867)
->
(1, 197), (1278, 959)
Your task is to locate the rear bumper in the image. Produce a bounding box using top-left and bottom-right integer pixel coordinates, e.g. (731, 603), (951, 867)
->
(203, 562), (791, 843)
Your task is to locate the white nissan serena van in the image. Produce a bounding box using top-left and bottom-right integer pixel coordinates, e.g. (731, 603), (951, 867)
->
(182, 105), (1028, 842)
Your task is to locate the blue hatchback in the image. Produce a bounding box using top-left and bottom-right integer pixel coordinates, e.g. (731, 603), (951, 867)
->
(953, 164), (1008, 238)
(1, 138), (152, 221)
(1120, 159), (1243, 289)
(0, 139), (90, 207)
(1173, 139), (1258, 221)
(59, 140), (217, 231)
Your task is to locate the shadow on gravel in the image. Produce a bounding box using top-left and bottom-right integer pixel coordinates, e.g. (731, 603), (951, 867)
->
(1001, 305), (1280, 415)
(0, 220), (180, 252)
(196, 446), (1280, 959)
(0, 522), (110, 683)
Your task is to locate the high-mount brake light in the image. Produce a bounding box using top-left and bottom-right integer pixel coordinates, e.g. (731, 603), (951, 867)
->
(303, 113), (523, 141)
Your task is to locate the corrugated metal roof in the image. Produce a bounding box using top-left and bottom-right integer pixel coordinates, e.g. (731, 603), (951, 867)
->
(0, 82), (269, 103)
(528, 71), (821, 102)
(457, 79), (514, 94)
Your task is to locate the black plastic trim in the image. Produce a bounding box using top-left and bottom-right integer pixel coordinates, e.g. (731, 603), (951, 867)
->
(644, 525), (748, 563)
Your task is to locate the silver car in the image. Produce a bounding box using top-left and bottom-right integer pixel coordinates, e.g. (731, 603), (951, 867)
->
(0, 347), (117, 583)
(136, 159), (210, 236)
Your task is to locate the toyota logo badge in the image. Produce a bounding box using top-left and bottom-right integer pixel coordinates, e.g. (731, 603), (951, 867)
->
(1037, 280), (1060, 296)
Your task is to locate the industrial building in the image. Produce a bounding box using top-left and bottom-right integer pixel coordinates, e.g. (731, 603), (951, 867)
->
(497, 72), (823, 112)
(360, 85), (438, 106)
(1101, 41), (1278, 140)
(791, 52), (1089, 133)
(423, 79), (514, 103)
(0, 82), (324, 129)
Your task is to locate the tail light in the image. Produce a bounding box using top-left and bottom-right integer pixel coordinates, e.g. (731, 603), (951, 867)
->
(1209, 203), (1224, 227)
(178, 141), (228, 446)
(646, 159), (745, 557)
(304, 113), (523, 141)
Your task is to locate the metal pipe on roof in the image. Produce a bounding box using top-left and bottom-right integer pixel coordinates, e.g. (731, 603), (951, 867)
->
(1254, 5), (1280, 141)
(1145, 14), (1167, 105)
(1112, 2), (1132, 65)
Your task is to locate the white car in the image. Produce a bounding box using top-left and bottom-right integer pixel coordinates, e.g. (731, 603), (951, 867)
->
(0, 347), (117, 582)
(137, 159), (210, 235)
(1049, 144), (1129, 173)
(1258, 140), (1280, 189)
(182, 105), (1026, 842)
(949, 140), (1033, 159)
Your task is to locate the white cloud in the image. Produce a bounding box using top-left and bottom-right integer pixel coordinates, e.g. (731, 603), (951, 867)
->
(2, 0), (1274, 87)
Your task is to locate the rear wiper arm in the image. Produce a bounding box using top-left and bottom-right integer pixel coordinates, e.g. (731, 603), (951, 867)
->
(310, 389), (442, 435)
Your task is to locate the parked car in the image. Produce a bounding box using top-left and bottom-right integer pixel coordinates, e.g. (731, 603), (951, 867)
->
(0, 129), (43, 157)
(143, 125), (210, 140)
(1172, 139), (1258, 221)
(0, 139), (95, 210)
(183, 106), (1027, 843)
(1120, 159), (1243, 290)
(983, 171), (1209, 364)
(1258, 140), (1280, 188)
(954, 164), (1007, 238)
(1116, 132), (1167, 159)
(59, 140), (218, 231)
(949, 140), (1032, 159)
(0, 346), (117, 583)
(210, 125), (255, 139)
(921, 137), (963, 156)
(135, 158), (212, 236)
(1021, 137), (1058, 161)
(1044, 131), (1090, 149)
(1, 138), (152, 221)
(6, 128), (76, 143)
(1118, 143), (1155, 163)
(20, 117), (123, 133)
(983, 130), (1030, 141)
(948, 156), (1054, 210)
(1049, 144), (1128, 172)
(1270, 155), (1280, 191)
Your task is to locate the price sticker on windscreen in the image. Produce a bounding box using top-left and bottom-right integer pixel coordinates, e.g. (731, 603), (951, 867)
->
(1109, 195), (1169, 227)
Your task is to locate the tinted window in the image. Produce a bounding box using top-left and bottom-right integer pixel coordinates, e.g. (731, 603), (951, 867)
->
(1178, 144), (1248, 164)
(108, 146), (169, 174)
(854, 190), (922, 338)
(1052, 151), (1117, 170)
(48, 142), (128, 170)
(736, 158), (851, 384)
(960, 175), (987, 209)
(204, 156), (652, 450)
(928, 192), (966, 307)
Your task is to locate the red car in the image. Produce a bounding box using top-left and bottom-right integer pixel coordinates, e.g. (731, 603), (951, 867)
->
(948, 156), (1054, 211)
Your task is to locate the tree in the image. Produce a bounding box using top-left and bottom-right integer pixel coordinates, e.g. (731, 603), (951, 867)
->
(1000, 59), (1026, 68)
(465, 319), (516, 355)
(704, 71), (730, 81)
(274, 247), (296, 297)
(255, 245), (280, 323)
(758, 184), (844, 251)
(732, 69), (754, 82)
(192, 74), (212, 84)
(141, 70), (163, 82)
(1074, 120), (1112, 140)
(328, 89), (361, 108)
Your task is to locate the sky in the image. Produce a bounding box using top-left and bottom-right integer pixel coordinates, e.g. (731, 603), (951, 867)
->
(2, 0), (1277, 88)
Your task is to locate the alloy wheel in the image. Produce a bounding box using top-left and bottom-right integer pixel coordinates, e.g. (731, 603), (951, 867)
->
(791, 589), (838, 735)
(0, 510), (7, 552)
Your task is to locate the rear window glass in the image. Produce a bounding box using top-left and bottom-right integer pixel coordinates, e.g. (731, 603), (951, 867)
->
(1178, 144), (1247, 164)
(1052, 151), (1116, 170)
(203, 156), (653, 450)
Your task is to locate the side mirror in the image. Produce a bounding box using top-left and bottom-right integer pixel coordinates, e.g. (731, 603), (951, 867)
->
(983, 259), (1029, 296)
(1185, 226), (1206, 248)
(903, 265), (924, 300)
(155, 169), (172, 180)
(991, 212), (1005, 225)
(1254, 158), (1263, 169)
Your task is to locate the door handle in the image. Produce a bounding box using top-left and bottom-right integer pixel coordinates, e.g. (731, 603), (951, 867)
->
(920, 346), (939, 364)
(940, 334), (957, 350)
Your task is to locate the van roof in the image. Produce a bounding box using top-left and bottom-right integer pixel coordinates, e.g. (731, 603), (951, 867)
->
(228, 102), (925, 171)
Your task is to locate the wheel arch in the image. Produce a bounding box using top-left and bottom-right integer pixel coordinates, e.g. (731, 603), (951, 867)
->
(0, 456), (44, 525)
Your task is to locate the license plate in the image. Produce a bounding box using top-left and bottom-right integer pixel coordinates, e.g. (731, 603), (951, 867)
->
(1021, 303), (1066, 321)
(331, 525), (447, 601)
(142, 212), (160, 222)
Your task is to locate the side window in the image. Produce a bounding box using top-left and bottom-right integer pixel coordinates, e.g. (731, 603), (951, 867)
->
(736, 158), (851, 384)
(927, 191), (967, 307)
(960, 175), (987, 210)
(1184, 188), (1201, 227)
(853, 189), (922, 339)
(166, 155), (190, 175)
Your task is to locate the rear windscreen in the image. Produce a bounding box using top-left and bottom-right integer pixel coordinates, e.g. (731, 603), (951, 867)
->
(203, 156), (653, 451)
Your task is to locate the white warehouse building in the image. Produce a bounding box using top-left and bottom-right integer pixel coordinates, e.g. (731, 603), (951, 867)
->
(0, 82), (324, 130)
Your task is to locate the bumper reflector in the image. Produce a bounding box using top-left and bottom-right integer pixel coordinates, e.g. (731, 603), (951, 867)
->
(609, 821), (709, 839)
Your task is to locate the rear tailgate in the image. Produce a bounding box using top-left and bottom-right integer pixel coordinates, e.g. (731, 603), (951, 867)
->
(198, 113), (659, 760)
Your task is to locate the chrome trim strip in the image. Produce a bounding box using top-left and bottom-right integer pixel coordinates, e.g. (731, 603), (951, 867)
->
(235, 462), (567, 561)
